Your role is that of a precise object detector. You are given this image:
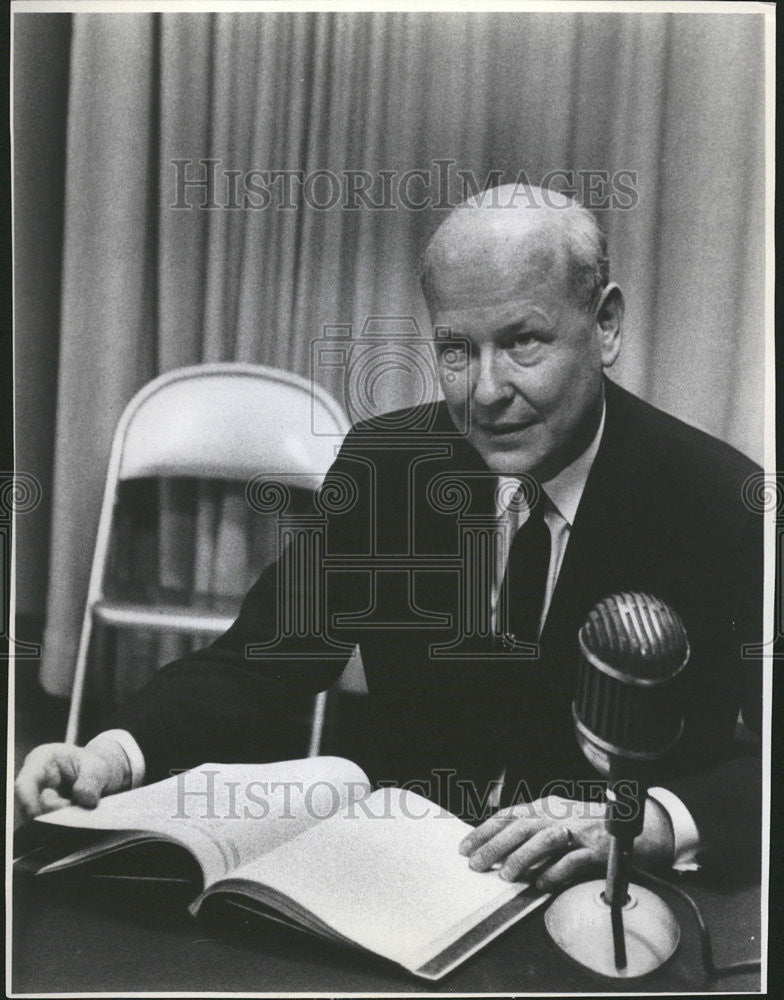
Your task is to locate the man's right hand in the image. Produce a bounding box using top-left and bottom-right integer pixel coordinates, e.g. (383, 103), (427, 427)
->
(14, 739), (131, 820)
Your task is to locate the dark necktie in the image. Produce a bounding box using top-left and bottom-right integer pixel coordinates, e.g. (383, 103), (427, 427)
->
(497, 485), (552, 650)
(493, 486), (553, 811)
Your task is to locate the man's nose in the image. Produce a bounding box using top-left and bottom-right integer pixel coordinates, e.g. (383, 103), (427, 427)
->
(472, 350), (512, 408)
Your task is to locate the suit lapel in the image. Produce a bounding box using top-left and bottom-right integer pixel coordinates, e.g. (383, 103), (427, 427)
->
(540, 380), (636, 662)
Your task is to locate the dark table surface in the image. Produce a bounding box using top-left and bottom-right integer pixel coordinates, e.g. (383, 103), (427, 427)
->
(11, 868), (762, 993)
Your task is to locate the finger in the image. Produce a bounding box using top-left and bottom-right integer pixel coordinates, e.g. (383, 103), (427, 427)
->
(459, 812), (517, 856)
(15, 744), (83, 819)
(42, 757), (73, 793)
(14, 750), (64, 818)
(71, 754), (110, 808)
(14, 770), (45, 819)
(498, 824), (572, 881)
(51, 750), (79, 788)
(39, 786), (73, 813)
(535, 847), (599, 891)
(469, 817), (550, 872)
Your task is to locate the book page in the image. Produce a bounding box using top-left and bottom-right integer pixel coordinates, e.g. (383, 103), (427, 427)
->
(35, 757), (370, 887)
(198, 786), (538, 971)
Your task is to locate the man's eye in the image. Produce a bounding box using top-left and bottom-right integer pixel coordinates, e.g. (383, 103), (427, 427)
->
(507, 334), (541, 357)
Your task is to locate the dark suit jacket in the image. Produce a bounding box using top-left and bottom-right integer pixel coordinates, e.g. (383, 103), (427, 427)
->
(113, 378), (762, 872)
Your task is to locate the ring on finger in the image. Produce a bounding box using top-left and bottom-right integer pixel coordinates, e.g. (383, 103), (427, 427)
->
(561, 825), (575, 851)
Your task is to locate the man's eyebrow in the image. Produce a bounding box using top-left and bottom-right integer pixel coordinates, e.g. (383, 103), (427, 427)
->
(493, 317), (541, 340)
(495, 320), (528, 338)
(494, 315), (550, 337)
(434, 315), (550, 343)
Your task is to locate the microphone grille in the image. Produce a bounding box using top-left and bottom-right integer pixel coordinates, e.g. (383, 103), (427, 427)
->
(574, 593), (689, 764)
(580, 592), (689, 681)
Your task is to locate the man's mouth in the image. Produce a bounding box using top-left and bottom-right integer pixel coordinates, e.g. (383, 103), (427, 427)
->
(476, 421), (534, 437)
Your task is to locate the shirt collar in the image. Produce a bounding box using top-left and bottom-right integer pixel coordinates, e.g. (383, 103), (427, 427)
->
(496, 399), (606, 526)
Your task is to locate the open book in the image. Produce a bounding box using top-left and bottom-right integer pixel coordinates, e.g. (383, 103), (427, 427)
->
(25, 756), (547, 980)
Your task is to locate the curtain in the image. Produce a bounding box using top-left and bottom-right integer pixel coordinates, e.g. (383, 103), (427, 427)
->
(37, 11), (766, 695)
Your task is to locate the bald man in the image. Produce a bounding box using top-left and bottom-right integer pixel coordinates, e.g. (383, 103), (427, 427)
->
(17, 187), (762, 889)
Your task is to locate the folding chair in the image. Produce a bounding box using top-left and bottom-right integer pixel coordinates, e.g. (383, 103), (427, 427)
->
(64, 363), (350, 751)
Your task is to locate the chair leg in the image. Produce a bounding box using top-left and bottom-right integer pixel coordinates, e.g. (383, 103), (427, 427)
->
(96, 623), (118, 723)
(65, 611), (95, 745)
(308, 690), (328, 757)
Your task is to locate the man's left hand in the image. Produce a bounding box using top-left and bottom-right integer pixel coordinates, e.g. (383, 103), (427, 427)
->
(458, 794), (675, 891)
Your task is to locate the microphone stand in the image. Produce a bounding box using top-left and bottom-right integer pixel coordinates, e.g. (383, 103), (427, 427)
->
(602, 762), (645, 972)
(544, 761), (680, 979)
(605, 835), (629, 969)
(545, 592), (688, 978)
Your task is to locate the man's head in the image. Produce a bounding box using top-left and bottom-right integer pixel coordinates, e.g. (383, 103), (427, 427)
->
(421, 185), (624, 480)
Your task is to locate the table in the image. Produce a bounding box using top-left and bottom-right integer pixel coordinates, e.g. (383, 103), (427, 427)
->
(11, 870), (761, 993)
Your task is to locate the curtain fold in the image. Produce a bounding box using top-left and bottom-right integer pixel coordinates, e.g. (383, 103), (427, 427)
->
(39, 11), (766, 695)
(43, 16), (160, 688)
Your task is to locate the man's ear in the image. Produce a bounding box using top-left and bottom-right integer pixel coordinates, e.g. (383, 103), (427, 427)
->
(595, 283), (624, 368)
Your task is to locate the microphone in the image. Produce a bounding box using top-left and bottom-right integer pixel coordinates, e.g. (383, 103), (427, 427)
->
(575, 592), (689, 841)
(574, 591), (688, 769)
(544, 592), (689, 979)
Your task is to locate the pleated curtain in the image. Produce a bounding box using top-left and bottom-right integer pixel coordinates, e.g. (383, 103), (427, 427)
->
(40, 11), (766, 695)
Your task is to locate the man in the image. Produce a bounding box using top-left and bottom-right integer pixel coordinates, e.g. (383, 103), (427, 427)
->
(16, 186), (762, 890)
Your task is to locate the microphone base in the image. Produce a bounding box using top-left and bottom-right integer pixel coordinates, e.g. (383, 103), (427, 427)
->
(544, 879), (680, 979)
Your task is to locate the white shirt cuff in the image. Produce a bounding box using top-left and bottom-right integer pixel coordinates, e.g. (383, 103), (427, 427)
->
(648, 785), (701, 872)
(86, 729), (146, 789)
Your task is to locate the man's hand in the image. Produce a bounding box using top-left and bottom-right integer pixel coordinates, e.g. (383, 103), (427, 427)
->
(458, 794), (675, 891)
(14, 740), (131, 820)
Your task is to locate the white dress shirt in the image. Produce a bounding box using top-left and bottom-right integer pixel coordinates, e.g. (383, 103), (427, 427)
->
(492, 402), (606, 635)
(90, 396), (699, 869)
